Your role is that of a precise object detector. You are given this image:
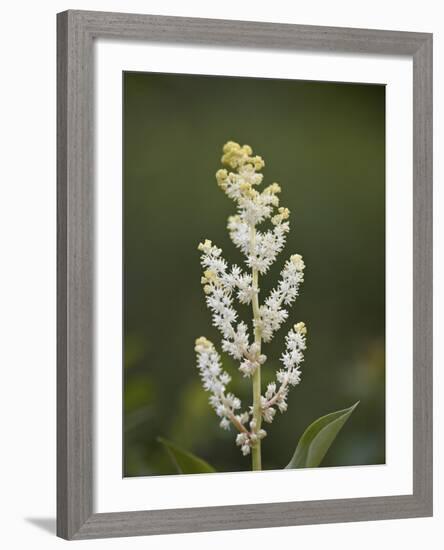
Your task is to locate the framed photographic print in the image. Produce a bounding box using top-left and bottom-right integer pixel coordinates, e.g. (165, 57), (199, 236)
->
(57, 10), (433, 540)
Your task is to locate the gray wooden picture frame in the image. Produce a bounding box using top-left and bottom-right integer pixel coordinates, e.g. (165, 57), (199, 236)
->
(57, 9), (433, 540)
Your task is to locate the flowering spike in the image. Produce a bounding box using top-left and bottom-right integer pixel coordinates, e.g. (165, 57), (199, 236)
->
(195, 141), (307, 465)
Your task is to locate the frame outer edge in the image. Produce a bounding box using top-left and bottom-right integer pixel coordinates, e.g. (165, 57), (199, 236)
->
(56, 9), (433, 539)
(57, 10), (95, 539)
(70, 9), (429, 54)
(73, 493), (429, 539)
(56, 9), (69, 540)
(412, 34), (433, 515)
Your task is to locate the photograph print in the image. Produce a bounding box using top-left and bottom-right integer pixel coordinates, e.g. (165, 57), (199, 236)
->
(123, 71), (385, 477)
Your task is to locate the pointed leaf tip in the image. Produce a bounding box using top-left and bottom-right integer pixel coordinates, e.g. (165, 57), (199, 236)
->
(285, 402), (359, 469)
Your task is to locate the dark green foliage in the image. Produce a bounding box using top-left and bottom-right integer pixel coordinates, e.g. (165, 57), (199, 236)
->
(285, 402), (359, 469)
(123, 72), (385, 476)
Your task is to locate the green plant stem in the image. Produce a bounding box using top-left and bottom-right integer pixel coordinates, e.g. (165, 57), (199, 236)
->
(250, 226), (262, 471)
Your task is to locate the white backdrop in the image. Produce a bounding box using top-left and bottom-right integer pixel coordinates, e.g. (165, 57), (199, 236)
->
(0, 0), (441, 548)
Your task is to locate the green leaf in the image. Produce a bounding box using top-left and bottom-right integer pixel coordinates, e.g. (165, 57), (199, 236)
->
(285, 402), (359, 469)
(157, 437), (216, 474)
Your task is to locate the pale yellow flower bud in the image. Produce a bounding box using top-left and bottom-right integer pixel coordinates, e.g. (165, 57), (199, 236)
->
(198, 239), (212, 252)
(216, 168), (229, 190)
(294, 322), (307, 335)
(203, 269), (218, 283)
(278, 207), (290, 220)
(263, 182), (281, 195)
(223, 140), (240, 153)
(251, 155), (265, 171)
(221, 141), (262, 170)
(290, 254), (305, 271)
(194, 336), (214, 352)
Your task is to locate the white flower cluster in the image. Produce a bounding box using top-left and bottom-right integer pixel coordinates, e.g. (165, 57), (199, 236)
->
(236, 422), (267, 456)
(255, 254), (306, 343)
(260, 322), (307, 423)
(198, 239), (254, 359)
(198, 239), (268, 379)
(228, 213), (290, 274)
(195, 141), (307, 459)
(195, 337), (249, 432)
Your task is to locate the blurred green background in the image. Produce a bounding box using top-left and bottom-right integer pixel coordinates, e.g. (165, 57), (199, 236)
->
(123, 72), (385, 477)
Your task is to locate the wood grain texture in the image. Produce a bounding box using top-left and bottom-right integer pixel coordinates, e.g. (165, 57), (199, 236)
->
(68, 9), (429, 54)
(56, 9), (433, 540)
(72, 494), (430, 540)
(57, 10), (94, 540)
(412, 35), (433, 513)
